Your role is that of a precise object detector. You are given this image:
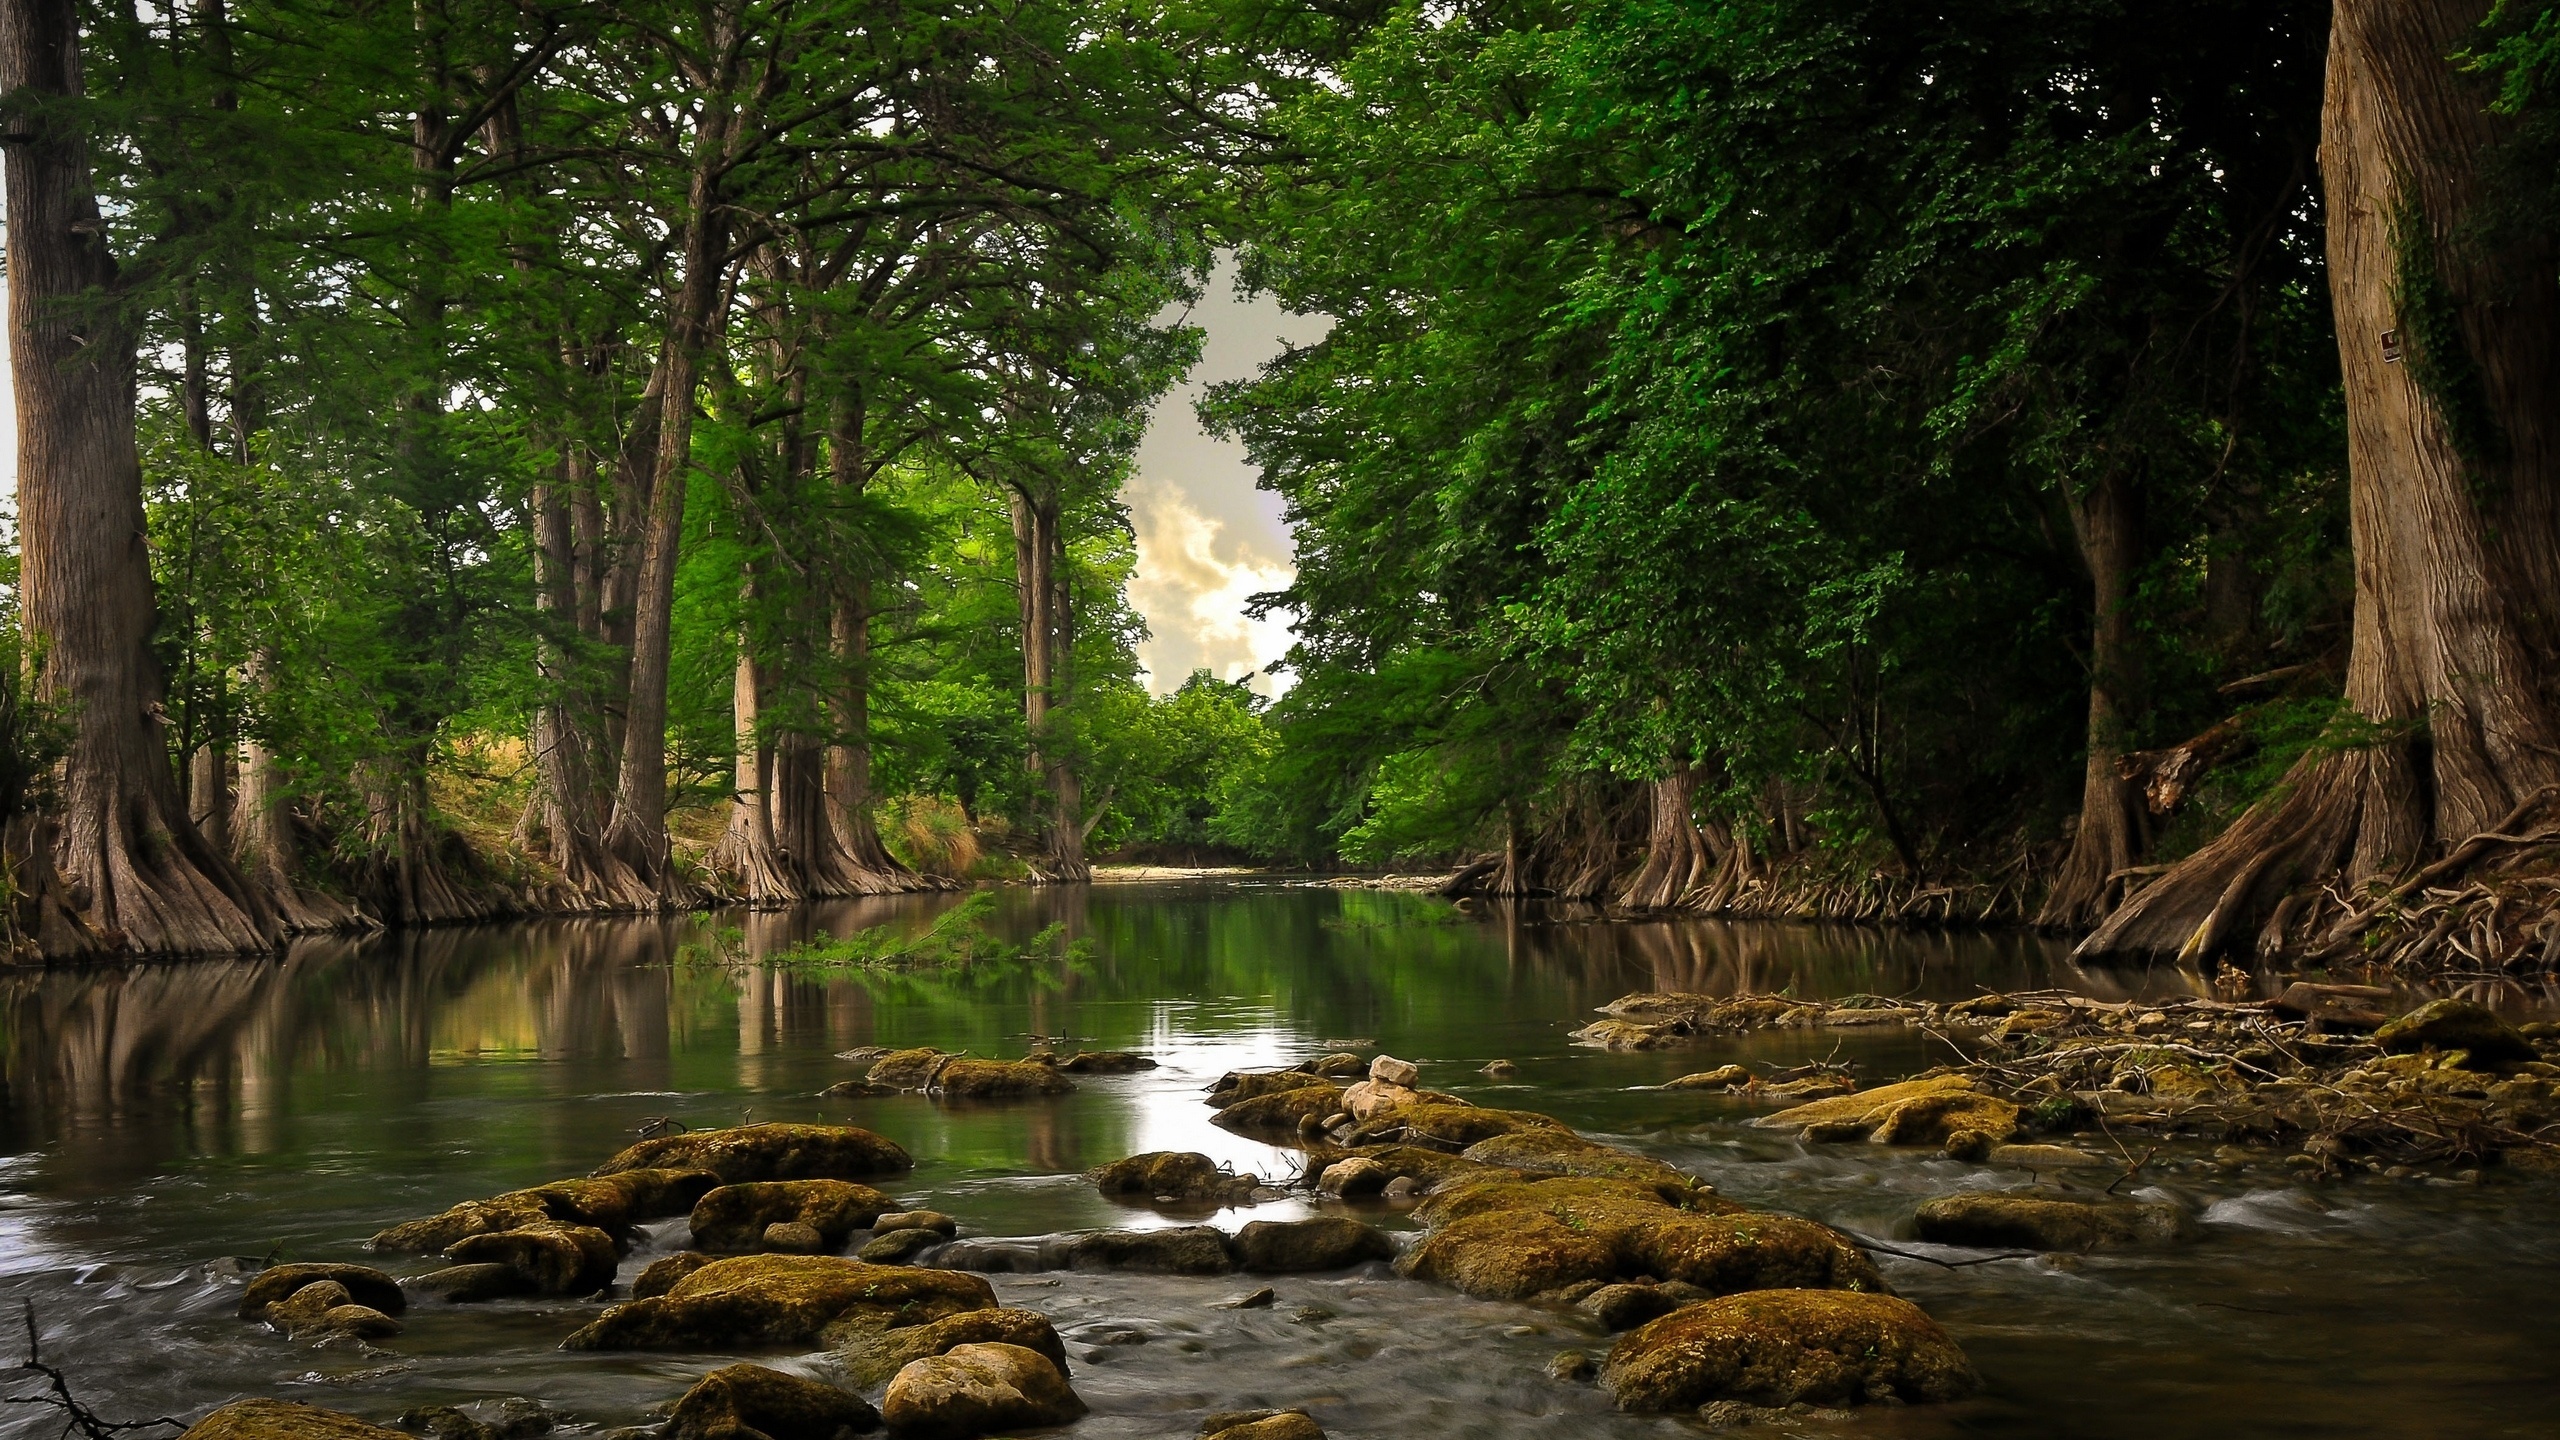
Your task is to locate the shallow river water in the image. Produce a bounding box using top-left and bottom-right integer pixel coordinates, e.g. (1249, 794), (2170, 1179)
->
(2, 879), (2556, 1439)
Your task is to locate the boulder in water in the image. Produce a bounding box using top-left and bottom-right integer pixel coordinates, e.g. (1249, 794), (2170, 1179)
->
(879, 1342), (1085, 1440)
(1756, 1074), (2019, 1146)
(1600, 1290), (1978, 1410)
(369, 1170), (716, 1253)
(1569, 1019), (1686, 1051)
(1368, 1055), (1421, 1087)
(663, 1363), (878, 1440)
(1579, 1283), (1680, 1331)
(1091, 1151), (1260, 1203)
(857, 1228), (943, 1264)
(593, 1124), (912, 1184)
(932, 1059), (1074, 1099)
(1055, 1226), (1234, 1275)
(690, 1180), (898, 1252)
(409, 1264), (534, 1304)
(1398, 1179), (1876, 1303)
(1309, 1053), (1370, 1078)
(872, 1210), (958, 1237)
(837, 1306), (1069, 1389)
(445, 1221), (619, 1296)
(1229, 1217), (1395, 1273)
(237, 1263), (406, 1322)
(864, 1049), (951, 1090)
(181, 1400), (410, 1440)
(1912, 1193), (2196, 1250)
(1210, 1084), (1344, 1133)
(1206, 1068), (1330, 1108)
(633, 1252), (718, 1299)
(561, 1255), (993, 1351)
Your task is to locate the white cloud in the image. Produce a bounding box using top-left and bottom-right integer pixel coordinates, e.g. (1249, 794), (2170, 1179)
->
(1127, 472), (1296, 695)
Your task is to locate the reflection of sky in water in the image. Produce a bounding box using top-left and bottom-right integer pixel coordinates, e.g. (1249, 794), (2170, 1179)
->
(0, 882), (2554, 1439)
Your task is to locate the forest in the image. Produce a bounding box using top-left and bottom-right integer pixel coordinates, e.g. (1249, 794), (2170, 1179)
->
(3, 0), (2558, 973)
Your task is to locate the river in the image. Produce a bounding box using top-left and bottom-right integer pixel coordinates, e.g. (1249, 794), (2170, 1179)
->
(0, 879), (2553, 1438)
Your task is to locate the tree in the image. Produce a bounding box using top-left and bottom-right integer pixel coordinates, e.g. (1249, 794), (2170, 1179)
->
(2081, 0), (2560, 961)
(2, 0), (277, 953)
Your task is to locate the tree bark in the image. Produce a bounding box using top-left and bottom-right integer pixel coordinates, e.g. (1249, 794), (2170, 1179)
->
(707, 641), (797, 903)
(2, 0), (276, 955)
(2039, 469), (2152, 928)
(1620, 767), (1711, 910)
(2079, 0), (2560, 962)
(602, 99), (736, 897)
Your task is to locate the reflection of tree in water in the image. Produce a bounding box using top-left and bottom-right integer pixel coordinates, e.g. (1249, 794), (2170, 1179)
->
(0, 918), (697, 1187)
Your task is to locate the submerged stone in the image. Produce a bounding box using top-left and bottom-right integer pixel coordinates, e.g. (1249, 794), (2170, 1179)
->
(1398, 1179), (1876, 1303)
(633, 1252), (718, 1299)
(1229, 1217), (1396, 1273)
(1912, 1193), (2196, 1250)
(1663, 1066), (1754, 1091)
(1207, 1069), (1328, 1109)
(592, 1124), (913, 1184)
(663, 1363), (878, 1440)
(369, 1170), (717, 1253)
(1601, 1290), (1979, 1410)
(409, 1263), (534, 1304)
(560, 1255), (993, 1351)
(858, 1228), (944, 1264)
(1756, 1074), (2019, 1146)
(878, 1342), (1085, 1440)
(1458, 1129), (1696, 1187)
(864, 1049), (951, 1090)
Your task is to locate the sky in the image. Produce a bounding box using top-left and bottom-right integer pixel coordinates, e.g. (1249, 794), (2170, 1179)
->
(1124, 259), (1329, 696)
(0, 261), (1325, 697)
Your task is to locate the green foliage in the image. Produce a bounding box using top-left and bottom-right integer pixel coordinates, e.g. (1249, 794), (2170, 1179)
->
(770, 893), (1091, 973)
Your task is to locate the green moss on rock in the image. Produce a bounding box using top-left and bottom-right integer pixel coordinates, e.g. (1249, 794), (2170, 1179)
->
(1601, 1290), (1978, 1410)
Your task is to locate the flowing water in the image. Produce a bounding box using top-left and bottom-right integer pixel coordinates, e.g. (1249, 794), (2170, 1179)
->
(1, 879), (2555, 1439)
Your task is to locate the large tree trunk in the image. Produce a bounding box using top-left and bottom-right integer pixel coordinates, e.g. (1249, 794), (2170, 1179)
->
(2039, 469), (2152, 928)
(1620, 767), (1712, 910)
(530, 445), (653, 908)
(707, 643), (797, 903)
(232, 667), (361, 932)
(820, 392), (935, 890)
(602, 104), (735, 898)
(1009, 486), (1090, 883)
(2, 0), (276, 955)
(2079, 0), (2560, 962)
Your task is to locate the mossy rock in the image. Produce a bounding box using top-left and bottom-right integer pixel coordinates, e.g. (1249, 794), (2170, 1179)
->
(1090, 1151), (1260, 1202)
(663, 1363), (878, 1440)
(369, 1169), (717, 1254)
(445, 1220), (620, 1296)
(408, 1263), (534, 1304)
(1207, 1069), (1326, 1110)
(560, 1255), (993, 1350)
(593, 1124), (913, 1184)
(180, 1400), (410, 1440)
(1229, 1217), (1396, 1273)
(1399, 1180), (1873, 1303)
(1209, 1084), (1344, 1133)
(2375, 998), (2537, 1069)
(1459, 1130), (1697, 1187)
(690, 1180), (898, 1252)
(933, 1058), (1075, 1099)
(633, 1252), (719, 1299)
(236, 1263), (406, 1321)
(837, 1306), (1068, 1390)
(1341, 1103), (1556, 1148)
(1410, 1176), (1721, 1227)
(1912, 1193), (2197, 1250)
(1757, 1074), (2018, 1146)
(878, 1342), (1085, 1440)
(1601, 1290), (1979, 1410)
(864, 1049), (950, 1090)
(1569, 1019), (1686, 1051)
